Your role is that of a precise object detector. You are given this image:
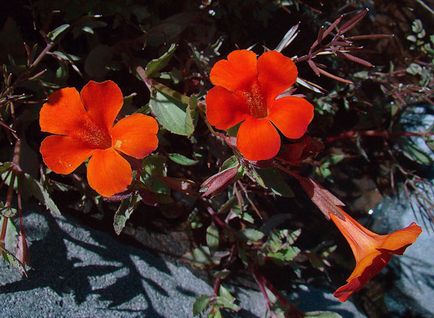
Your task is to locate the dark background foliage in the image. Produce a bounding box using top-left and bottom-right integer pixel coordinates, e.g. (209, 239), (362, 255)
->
(1, 0), (433, 317)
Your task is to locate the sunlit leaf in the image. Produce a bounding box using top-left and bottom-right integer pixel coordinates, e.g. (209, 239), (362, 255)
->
(145, 43), (177, 78)
(113, 195), (137, 235)
(168, 153), (199, 166)
(20, 173), (60, 216)
(192, 295), (210, 316)
(206, 223), (219, 250)
(47, 24), (70, 42)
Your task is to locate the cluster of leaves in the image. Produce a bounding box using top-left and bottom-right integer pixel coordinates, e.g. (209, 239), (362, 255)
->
(0, 1), (432, 317)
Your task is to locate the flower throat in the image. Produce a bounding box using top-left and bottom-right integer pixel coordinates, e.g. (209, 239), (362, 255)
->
(243, 81), (267, 118)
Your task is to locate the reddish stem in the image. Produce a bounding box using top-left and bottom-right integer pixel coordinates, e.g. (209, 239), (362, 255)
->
(251, 266), (303, 318)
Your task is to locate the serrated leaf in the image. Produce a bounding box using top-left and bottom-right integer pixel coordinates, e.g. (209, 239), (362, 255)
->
(192, 295), (210, 316)
(206, 224), (219, 249)
(20, 173), (60, 216)
(219, 285), (235, 302)
(216, 285), (240, 312)
(168, 153), (198, 166)
(145, 43), (177, 78)
(184, 246), (214, 265)
(47, 24), (70, 42)
(268, 246), (300, 263)
(240, 228), (264, 242)
(0, 217), (26, 273)
(113, 195), (137, 235)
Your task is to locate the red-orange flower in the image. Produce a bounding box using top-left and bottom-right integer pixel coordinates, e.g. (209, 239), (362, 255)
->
(330, 208), (422, 302)
(206, 50), (314, 161)
(40, 80), (159, 197)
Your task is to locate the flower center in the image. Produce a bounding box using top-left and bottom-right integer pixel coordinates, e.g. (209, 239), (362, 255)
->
(72, 116), (112, 149)
(243, 81), (267, 118)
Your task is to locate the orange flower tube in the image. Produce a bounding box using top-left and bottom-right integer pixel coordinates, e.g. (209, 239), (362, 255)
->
(206, 50), (314, 161)
(39, 80), (159, 197)
(330, 208), (422, 302)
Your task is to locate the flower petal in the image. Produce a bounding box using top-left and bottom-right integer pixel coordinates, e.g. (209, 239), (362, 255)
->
(87, 148), (132, 197)
(80, 80), (123, 131)
(40, 135), (94, 174)
(40, 87), (87, 135)
(210, 50), (257, 92)
(111, 113), (159, 159)
(334, 252), (391, 302)
(257, 51), (298, 106)
(237, 117), (281, 161)
(379, 222), (422, 255)
(268, 97), (314, 139)
(206, 86), (249, 130)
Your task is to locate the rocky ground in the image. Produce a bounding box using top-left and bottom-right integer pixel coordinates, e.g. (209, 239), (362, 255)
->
(0, 211), (365, 318)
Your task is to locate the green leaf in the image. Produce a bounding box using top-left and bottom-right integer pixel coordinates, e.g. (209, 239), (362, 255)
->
(268, 247), (300, 263)
(264, 229), (301, 264)
(240, 228), (264, 242)
(406, 63), (423, 76)
(192, 295), (210, 316)
(185, 246), (213, 264)
(149, 89), (192, 136)
(145, 43), (177, 78)
(230, 206), (254, 224)
(143, 154), (167, 176)
(0, 217), (26, 272)
(206, 224), (219, 250)
(401, 141), (432, 166)
(20, 173), (60, 216)
(210, 309), (222, 318)
(185, 95), (198, 136)
(255, 168), (294, 198)
(411, 19), (424, 34)
(84, 44), (113, 79)
(0, 162), (11, 174)
(113, 195), (137, 235)
(184, 245), (224, 268)
(168, 153), (198, 166)
(216, 285), (240, 312)
(47, 24), (70, 42)
(305, 311), (342, 318)
(221, 155), (239, 171)
(219, 285), (235, 302)
(142, 155), (170, 194)
(51, 51), (80, 62)
(0, 202), (17, 218)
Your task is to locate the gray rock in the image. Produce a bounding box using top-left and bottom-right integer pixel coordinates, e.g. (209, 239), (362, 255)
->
(372, 189), (434, 318)
(292, 286), (366, 318)
(371, 103), (434, 317)
(0, 211), (215, 318)
(0, 211), (367, 318)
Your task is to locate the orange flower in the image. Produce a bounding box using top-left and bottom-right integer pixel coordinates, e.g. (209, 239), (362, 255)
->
(40, 80), (159, 197)
(330, 208), (421, 302)
(206, 50), (314, 161)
